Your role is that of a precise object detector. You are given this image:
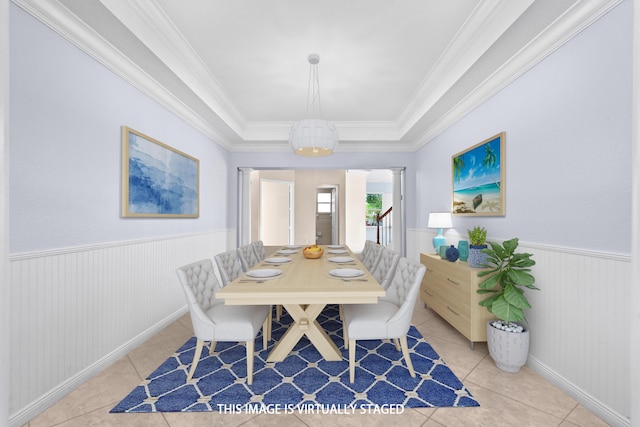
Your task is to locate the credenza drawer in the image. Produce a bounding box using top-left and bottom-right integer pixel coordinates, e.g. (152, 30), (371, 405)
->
(420, 253), (494, 346)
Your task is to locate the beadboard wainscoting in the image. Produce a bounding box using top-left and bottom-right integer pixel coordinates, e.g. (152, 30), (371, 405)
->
(8, 230), (234, 426)
(408, 229), (631, 426)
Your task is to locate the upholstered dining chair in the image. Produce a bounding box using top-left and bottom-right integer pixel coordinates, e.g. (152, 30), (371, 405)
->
(175, 259), (271, 384)
(358, 240), (376, 261)
(362, 242), (383, 271)
(342, 257), (426, 383)
(252, 240), (267, 261)
(238, 243), (260, 272)
(370, 247), (400, 290)
(214, 249), (244, 286)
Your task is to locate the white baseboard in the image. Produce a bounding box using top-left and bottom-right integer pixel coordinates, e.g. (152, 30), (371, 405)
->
(8, 306), (188, 427)
(527, 356), (630, 427)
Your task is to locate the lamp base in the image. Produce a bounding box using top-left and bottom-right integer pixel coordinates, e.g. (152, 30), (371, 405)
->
(432, 231), (445, 253)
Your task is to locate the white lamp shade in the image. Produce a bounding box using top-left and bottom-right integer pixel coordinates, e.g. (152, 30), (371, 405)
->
(289, 119), (338, 157)
(428, 212), (453, 229)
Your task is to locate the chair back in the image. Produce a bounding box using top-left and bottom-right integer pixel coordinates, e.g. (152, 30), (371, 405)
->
(359, 239), (376, 261)
(238, 244), (260, 271)
(252, 240), (267, 261)
(362, 243), (383, 271)
(214, 250), (244, 286)
(176, 259), (221, 339)
(384, 257), (426, 334)
(371, 247), (400, 289)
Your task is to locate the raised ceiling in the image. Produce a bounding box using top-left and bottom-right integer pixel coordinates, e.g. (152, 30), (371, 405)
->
(15, 0), (620, 152)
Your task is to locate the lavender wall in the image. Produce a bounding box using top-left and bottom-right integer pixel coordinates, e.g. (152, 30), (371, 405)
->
(9, 4), (229, 254)
(414, 2), (632, 254)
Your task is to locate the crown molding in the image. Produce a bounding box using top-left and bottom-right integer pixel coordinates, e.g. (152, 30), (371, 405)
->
(12, 0), (623, 153)
(406, 0), (624, 150)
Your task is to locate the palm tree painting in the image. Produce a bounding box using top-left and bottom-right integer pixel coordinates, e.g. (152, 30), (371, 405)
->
(452, 132), (505, 216)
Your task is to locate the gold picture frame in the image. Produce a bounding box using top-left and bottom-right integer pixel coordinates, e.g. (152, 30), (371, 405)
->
(452, 132), (505, 216)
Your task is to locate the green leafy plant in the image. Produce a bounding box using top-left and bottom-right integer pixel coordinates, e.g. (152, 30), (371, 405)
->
(467, 226), (487, 246)
(477, 238), (539, 323)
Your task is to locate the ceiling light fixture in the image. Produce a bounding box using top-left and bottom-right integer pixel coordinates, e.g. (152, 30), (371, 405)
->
(289, 54), (338, 157)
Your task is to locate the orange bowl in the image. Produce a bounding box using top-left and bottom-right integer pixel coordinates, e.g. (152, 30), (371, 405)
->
(302, 246), (324, 259)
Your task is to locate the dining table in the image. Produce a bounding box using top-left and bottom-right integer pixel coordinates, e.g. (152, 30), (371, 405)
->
(216, 245), (385, 362)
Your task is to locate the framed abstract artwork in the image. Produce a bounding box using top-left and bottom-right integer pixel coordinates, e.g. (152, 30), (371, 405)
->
(121, 126), (199, 218)
(452, 132), (505, 216)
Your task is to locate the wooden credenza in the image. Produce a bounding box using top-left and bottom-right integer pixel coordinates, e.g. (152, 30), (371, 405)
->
(419, 253), (495, 349)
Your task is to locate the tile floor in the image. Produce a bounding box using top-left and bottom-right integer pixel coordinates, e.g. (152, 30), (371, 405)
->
(24, 304), (610, 427)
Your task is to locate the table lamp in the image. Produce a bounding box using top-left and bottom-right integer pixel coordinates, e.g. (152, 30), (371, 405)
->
(428, 212), (453, 253)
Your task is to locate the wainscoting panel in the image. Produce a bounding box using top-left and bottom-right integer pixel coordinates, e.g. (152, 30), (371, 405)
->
(407, 229), (631, 426)
(9, 230), (232, 425)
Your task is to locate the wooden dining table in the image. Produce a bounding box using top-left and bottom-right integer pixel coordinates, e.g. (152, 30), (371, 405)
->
(216, 245), (385, 362)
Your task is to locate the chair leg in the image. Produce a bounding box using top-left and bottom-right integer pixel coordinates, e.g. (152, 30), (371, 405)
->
(343, 325), (349, 349)
(349, 339), (356, 383)
(246, 340), (255, 385)
(187, 339), (205, 381)
(276, 305), (282, 321)
(262, 316), (270, 350)
(399, 335), (416, 378)
(393, 338), (401, 351)
(209, 341), (217, 356)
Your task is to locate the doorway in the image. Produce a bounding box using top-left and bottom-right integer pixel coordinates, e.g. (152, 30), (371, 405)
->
(315, 187), (338, 245)
(259, 179), (294, 245)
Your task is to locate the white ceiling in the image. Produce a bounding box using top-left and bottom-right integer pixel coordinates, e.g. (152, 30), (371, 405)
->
(16, 0), (620, 152)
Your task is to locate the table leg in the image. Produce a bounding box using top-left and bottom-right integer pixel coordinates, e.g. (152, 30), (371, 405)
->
(266, 303), (342, 362)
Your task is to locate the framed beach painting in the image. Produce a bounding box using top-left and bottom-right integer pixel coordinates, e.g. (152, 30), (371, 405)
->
(452, 132), (505, 216)
(121, 126), (199, 218)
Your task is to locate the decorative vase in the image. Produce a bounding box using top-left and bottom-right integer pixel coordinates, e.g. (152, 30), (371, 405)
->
(458, 240), (469, 261)
(445, 245), (459, 262)
(468, 244), (488, 267)
(486, 320), (530, 373)
(439, 245), (448, 259)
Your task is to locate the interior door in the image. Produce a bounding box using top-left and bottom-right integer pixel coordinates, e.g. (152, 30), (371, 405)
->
(316, 187), (337, 245)
(260, 179), (293, 245)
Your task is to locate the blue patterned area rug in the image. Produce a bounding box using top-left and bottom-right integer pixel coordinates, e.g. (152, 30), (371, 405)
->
(111, 305), (479, 413)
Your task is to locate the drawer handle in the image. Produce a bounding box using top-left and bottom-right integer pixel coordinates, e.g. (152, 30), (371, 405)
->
(446, 306), (460, 317)
(426, 268), (434, 273)
(424, 290), (434, 297)
(447, 278), (460, 286)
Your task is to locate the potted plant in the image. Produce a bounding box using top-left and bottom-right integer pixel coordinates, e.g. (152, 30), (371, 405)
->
(477, 237), (539, 372)
(467, 226), (487, 267)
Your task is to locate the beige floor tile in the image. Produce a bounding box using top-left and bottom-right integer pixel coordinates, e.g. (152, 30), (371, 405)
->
(564, 405), (611, 427)
(466, 357), (578, 419)
(430, 384), (564, 426)
(24, 301), (611, 427)
(127, 335), (193, 379)
(50, 407), (170, 427)
(29, 356), (142, 427)
(162, 411), (258, 427)
(415, 332), (487, 381)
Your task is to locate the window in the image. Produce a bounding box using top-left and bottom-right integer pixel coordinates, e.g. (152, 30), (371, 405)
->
(317, 192), (332, 213)
(366, 193), (383, 225)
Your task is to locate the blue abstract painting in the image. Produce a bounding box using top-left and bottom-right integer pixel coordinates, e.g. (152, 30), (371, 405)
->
(122, 127), (199, 217)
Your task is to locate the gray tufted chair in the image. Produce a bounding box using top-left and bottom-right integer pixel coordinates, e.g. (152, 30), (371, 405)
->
(370, 247), (400, 290)
(238, 244), (260, 272)
(175, 259), (271, 384)
(358, 239), (376, 261)
(362, 242), (383, 271)
(252, 240), (267, 261)
(215, 249), (244, 286)
(342, 257), (426, 383)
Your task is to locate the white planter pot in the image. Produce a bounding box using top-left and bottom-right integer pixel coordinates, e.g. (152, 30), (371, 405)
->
(486, 320), (530, 373)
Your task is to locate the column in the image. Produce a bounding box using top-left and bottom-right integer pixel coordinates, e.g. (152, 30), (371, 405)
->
(390, 168), (405, 256)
